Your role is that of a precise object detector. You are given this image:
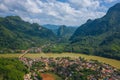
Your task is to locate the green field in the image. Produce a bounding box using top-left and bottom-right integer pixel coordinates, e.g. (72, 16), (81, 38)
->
(0, 53), (120, 69)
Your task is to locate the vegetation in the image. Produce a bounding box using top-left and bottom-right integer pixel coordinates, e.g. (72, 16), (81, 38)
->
(43, 43), (67, 53)
(0, 58), (28, 80)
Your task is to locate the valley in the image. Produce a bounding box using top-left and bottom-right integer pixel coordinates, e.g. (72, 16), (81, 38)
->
(0, 1), (120, 80)
(0, 3), (120, 60)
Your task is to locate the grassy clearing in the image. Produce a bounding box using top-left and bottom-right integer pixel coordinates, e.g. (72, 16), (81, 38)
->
(0, 53), (120, 69)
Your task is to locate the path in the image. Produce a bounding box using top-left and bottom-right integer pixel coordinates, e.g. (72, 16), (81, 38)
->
(19, 49), (31, 58)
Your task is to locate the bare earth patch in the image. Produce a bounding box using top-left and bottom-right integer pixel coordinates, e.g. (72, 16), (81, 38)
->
(40, 73), (55, 80)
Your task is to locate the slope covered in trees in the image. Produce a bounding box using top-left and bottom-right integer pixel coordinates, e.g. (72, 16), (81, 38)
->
(57, 25), (77, 42)
(0, 58), (28, 80)
(0, 16), (56, 52)
(43, 24), (77, 42)
(70, 3), (120, 60)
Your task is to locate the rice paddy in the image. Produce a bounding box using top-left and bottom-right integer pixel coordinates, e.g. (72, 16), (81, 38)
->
(0, 53), (120, 69)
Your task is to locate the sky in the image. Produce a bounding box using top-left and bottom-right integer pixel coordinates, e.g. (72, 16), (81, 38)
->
(0, 0), (119, 26)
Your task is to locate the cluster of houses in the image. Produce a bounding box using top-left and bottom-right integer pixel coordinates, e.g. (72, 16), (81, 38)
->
(20, 57), (120, 80)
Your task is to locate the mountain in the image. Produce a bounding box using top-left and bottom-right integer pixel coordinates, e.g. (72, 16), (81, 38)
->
(57, 25), (77, 42)
(41, 24), (77, 53)
(70, 3), (120, 60)
(0, 16), (56, 52)
(42, 24), (60, 34)
(43, 24), (77, 42)
(43, 24), (77, 37)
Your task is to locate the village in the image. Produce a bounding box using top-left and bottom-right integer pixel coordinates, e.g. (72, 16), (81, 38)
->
(20, 56), (120, 80)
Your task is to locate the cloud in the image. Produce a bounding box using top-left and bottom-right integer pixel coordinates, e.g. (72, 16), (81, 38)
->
(24, 0), (42, 14)
(104, 0), (117, 3)
(69, 0), (100, 9)
(0, 0), (118, 26)
(0, 3), (8, 12)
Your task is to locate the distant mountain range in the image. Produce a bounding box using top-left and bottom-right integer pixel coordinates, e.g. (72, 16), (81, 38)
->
(70, 3), (120, 60)
(42, 24), (60, 34)
(43, 24), (77, 31)
(43, 24), (77, 42)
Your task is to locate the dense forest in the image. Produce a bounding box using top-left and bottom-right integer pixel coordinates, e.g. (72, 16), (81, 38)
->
(0, 58), (28, 80)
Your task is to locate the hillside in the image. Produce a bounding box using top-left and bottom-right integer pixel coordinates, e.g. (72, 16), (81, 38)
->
(0, 16), (56, 52)
(57, 25), (77, 42)
(43, 24), (60, 34)
(43, 24), (77, 41)
(70, 3), (120, 60)
(0, 58), (27, 80)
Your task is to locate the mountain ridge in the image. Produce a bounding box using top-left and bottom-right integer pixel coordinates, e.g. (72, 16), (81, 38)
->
(70, 3), (120, 60)
(0, 16), (56, 51)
